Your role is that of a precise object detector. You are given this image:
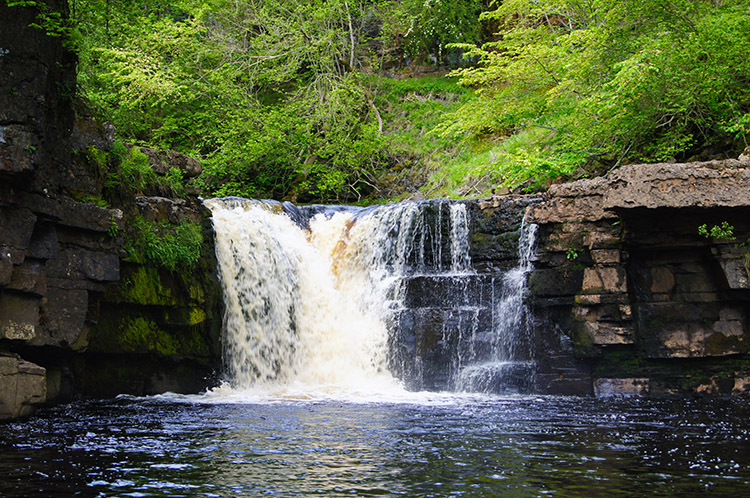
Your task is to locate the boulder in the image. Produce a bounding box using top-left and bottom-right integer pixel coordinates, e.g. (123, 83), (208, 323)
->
(0, 353), (46, 420)
(139, 146), (203, 178)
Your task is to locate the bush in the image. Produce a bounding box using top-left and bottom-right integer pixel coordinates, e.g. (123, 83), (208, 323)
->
(125, 216), (203, 271)
(442, 0), (750, 189)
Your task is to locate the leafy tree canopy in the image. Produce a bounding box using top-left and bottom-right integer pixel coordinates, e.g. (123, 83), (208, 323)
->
(68, 0), (486, 202)
(13, 0), (748, 200)
(439, 0), (750, 190)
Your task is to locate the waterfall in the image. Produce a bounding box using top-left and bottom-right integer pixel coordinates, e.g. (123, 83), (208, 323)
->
(449, 203), (472, 273)
(206, 197), (535, 397)
(455, 221), (537, 393)
(206, 198), (474, 396)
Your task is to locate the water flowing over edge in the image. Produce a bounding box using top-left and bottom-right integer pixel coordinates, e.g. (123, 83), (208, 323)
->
(201, 197), (535, 403)
(454, 220), (538, 393)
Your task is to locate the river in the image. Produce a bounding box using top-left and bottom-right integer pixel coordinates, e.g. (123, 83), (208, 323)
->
(1, 394), (749, 497)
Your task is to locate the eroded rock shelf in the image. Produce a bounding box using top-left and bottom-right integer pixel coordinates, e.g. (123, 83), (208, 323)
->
(524, 160), (750, 397)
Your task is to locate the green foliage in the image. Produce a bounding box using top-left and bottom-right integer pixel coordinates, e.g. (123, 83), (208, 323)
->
(698, 222), (736, 240)
(107, 213), (119, 238)
(104, 144), (150, 196)
(163, 167), (186, 198)
(566, 248), (579, 261)
(120, 146), (155, 192)
(402, 0), (483, 64)
(71, 0), (486, 202)
(442, 0), (750, 190)
(84, 145), (108, 172)
(103, 144), (188, 198)
(125, 216), (203, 271)
(357, 74), (478, 198)
(75, 193), (109, 207)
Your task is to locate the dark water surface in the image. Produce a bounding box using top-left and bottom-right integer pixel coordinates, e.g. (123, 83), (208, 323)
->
(1, 395), (748, 497)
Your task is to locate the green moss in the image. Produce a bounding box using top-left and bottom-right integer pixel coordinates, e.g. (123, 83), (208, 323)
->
(592, 349), (646, 377)
(90, 307), (211, 358)
(108, 266), (177, 306)
(119, 315), (179, 356)
(186, 279), (206, 303)
(163, 307), (207, 326)
(189, 308), (207, 325)
(72, 191), (109, 207)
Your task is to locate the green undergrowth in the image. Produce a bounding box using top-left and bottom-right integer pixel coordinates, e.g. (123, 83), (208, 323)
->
(103, 143), (187, 199)
(364, 74), (473, 200)
(425, 128), (591, 197)
(369, 75), (590, 200)
(124, 216), (203, 272)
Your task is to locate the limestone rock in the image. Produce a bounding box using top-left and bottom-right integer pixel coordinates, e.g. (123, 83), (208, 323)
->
(0, 125), (38, 175)
(582, 321), (634, 345)
(605, 161), (750, 210)
(712, 245), (750, 290)
(8, 260), (47, 295)
(135, 196), (200, 225)
(139, 146), (203, 178)
(652, 325), (747, 358)
(529, 161), (750, 222)
(46, 248), (119, 283)
(17, 193), (121, 234)
(0, 353), (46, 420)
(0, 205), (37, 253)
(40, 287), (89, 348)
(0, 293), (40, 341)
(732, 374), (750, 396)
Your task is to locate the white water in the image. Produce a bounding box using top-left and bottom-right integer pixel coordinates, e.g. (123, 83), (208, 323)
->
(205, 198), (478, 401)
(455, 221), (538, 392)
(449, 203), (472, 273)
(205, 197), (536, 401)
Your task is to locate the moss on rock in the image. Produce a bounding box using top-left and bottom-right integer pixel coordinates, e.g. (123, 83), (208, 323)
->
(89, 307), (211, 359)
(106, 265), (178, 306)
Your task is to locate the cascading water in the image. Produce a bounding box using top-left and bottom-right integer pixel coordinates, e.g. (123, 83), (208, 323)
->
(206, 197), (536, 398)
(455, 221), (538, 393)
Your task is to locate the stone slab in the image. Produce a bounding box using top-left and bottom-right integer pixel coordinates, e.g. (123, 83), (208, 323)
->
(0, 354), (46, 420)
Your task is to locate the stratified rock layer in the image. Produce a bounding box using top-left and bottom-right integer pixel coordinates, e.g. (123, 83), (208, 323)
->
(0, 0), (222, 420)
(525, 160), (750, 397)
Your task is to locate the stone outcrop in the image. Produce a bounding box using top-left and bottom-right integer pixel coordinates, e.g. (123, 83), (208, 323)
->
(0, 353), (46, 419)
(0, 0), (222, 419)
(525, 160), (750, 397)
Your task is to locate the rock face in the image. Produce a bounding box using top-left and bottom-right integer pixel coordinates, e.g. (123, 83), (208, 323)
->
(0, 0), (222, 419)
(525, 160), (750, 397)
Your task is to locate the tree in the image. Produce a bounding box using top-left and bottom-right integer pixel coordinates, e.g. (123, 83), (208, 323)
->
(440, 0), (750, 189)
